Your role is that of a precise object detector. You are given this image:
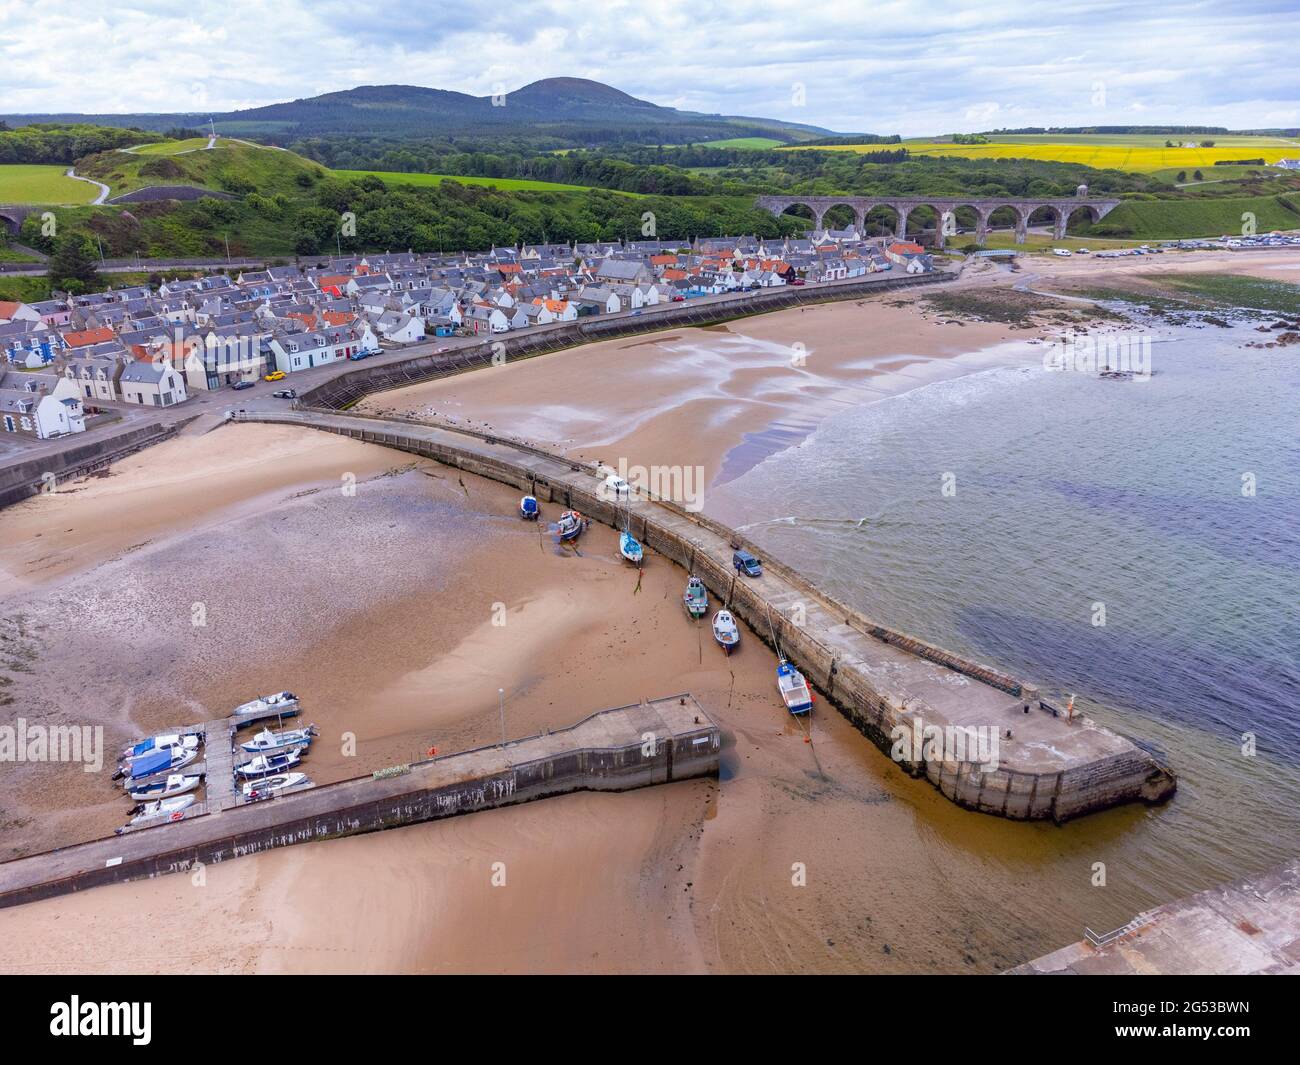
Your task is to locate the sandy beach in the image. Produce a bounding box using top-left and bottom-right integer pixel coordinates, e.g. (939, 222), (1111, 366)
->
(0, 249), (1294, 974)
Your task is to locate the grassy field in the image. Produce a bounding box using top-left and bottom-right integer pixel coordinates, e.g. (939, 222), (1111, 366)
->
(332, 169), (640, 194)
(788, 134), (1300, 173)
(0, 164), (99, 205)
(695, 136), (784, 149)
(1101, 194), (1300, 238)
(957, 231), (1145, 252)
(128, 137), (211, 155)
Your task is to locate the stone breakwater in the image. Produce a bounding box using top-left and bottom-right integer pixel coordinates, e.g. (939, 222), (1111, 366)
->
(232, 406), (1176, 824)
(0, 696), (719, 910)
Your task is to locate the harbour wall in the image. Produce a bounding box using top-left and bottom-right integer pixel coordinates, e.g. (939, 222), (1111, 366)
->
(0, 697), (719, 910)
(0, 418), (190, 510)
(241, 408), (1175, 823)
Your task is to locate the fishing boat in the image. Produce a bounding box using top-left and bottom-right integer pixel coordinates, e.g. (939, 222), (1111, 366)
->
(113, 745), (199, 783)
(241, 771), (310, 801)
(555, 510), (587, 542)
(776, 659), (814, 716)
(683, 576), (708, 618)
(519, 495), (540, 520)
(712, 610), (740, 654)
(127, 772), (202, 803)
(123, 793), (195, 827)
(619, 528), (644, 564)
(235, 749), (303, 779)
(118, 731), (202, 762)
(232, 691), (300, 719)
(238, 724), (317, 755)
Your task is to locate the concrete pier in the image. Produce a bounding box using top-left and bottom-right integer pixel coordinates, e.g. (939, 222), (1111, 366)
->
(0, 695), (719, 910)
(230, 406), (1176, 823)
(1009, 859), (1300, 975)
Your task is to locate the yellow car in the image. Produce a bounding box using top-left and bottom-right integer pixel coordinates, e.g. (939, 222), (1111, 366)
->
(264, 371), (287, 382)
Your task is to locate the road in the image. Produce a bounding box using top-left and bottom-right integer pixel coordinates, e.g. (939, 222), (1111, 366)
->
(64, 168), (110, 206)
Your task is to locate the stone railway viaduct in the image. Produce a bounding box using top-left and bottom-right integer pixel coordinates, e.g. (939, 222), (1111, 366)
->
(755, 192), (1121, 247)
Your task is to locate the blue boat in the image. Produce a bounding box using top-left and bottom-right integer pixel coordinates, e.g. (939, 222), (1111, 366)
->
(114, 746), (199, 784)
(520, 495), (540, 520)
(776, 659), (814, 716)
(619, 529), (643, 564)
(555, 510), (587, 542)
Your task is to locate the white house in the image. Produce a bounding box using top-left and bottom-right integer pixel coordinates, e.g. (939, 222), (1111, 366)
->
(119, 358), (189, 407)
(0, 373), (86, 438)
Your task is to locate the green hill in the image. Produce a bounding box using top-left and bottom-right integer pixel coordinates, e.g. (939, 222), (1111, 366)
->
(1092, 193), (1300, 238)
(78, 139), (326, 198)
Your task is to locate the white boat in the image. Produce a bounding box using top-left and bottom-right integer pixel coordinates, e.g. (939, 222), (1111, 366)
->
(712, 610), (740, 654)
(232, 691), (300, 718)
(238, 724), (317, 755)
(241, 771), (310, 801)
(113, 745), (199, 784)
(555, 510), (587, 542)
(127, 772), (202, 802)
(683, 576), (708, 618)
(776, 659), (814, 716)
(519, 495), (540, 520)
(235, 749), (303, 779)
(119, 733), (200, 764)
(119, 732), (202, 762)
(124, 793), (196, 827)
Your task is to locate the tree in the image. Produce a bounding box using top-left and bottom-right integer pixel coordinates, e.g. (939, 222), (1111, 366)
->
(1176, 171), (1186, 182)
(49, 234), (101, 292)
(1194, 169), (1204, 181)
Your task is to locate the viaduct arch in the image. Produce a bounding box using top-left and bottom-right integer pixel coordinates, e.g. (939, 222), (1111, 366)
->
(754, 193), (1121, 248)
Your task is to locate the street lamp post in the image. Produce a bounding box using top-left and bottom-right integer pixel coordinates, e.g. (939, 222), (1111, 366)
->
(499, 688), (506, 745)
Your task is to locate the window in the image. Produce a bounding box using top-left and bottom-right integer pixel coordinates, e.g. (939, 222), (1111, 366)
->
(3, 416), (13, 432)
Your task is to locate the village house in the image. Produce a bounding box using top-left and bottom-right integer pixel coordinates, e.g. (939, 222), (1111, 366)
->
(0, 370), (87, 438)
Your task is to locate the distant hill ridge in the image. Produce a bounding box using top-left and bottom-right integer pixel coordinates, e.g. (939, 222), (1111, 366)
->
(1, 77), (839, 145)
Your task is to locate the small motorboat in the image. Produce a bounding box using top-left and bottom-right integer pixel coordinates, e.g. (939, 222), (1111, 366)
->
(776, 659), (814, 716)
(119, 732), (202, 762)
(241, 771), (310, 801)
(555, 510), (587, 542)
(619, 529), (644, 565)
(127, 772), (202, 803)
(232, 691), (300, 719)
(683, 576), (708, 618)
(238, 724), (317, 755)
(235, 749), (303, 779)
(113, 745), (199, 783)
(519, 495), (540, 520)
(712, 610), (740, 654)
(124, 793), (196, 826)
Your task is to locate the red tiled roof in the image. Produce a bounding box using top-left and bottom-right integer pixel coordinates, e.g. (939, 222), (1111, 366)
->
(63, 326), (116, 348)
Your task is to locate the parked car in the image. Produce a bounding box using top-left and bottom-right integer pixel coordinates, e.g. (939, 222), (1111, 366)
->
(264, 370), (287, 382)
(790, 278), (806, 285)
(272, 388), (297, 399)
(601, 474), (631, 501)
(348, 349), (381, 361)
(733, 550), (762, 577)
(671, 295), (686, 302)
(232, 380), (255, 391)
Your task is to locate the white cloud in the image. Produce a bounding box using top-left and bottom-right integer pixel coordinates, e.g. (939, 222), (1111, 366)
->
(0, 0), (1296, 134)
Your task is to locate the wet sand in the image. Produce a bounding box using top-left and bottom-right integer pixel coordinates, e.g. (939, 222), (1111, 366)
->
(359, 294), (1043, 484)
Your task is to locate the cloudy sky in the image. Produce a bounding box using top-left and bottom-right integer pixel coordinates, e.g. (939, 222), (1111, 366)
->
(2, 0), (1297, 134)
